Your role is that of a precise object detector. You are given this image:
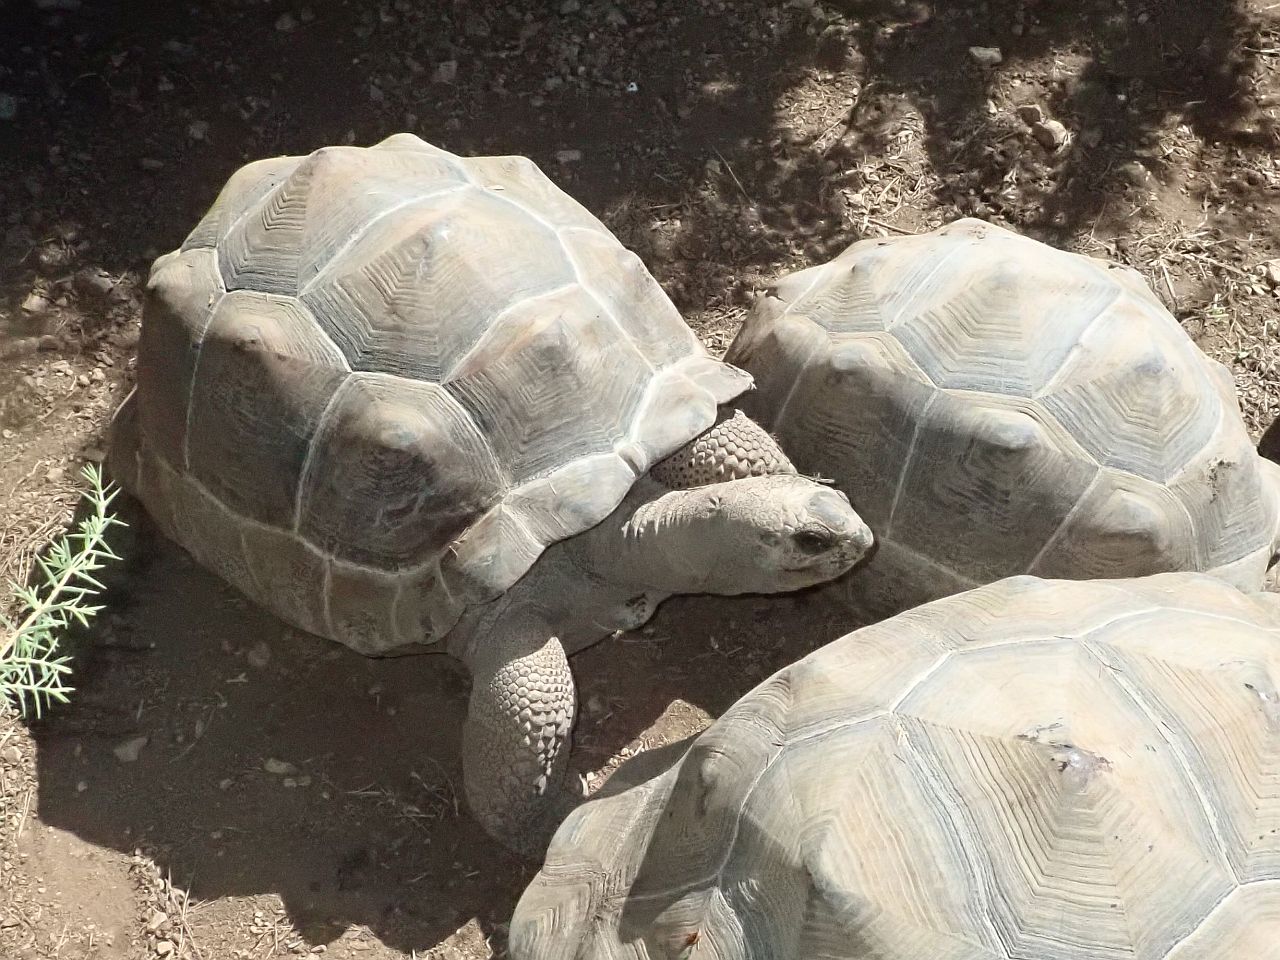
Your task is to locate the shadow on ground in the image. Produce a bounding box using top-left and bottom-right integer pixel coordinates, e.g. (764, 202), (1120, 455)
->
(4, 1), (1272, 325)
(833, 0), (1276, 241)
(28, 510), (850, 953)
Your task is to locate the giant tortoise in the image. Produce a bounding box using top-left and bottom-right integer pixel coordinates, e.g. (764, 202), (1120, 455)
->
(725, 218), (1280, 619)
(107, 133), (872, 853)
(512, 571), (1280, 959)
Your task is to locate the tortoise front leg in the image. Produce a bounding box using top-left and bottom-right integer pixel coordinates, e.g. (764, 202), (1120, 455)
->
(461, 627), (578, 858)
(648, 409), (797, 488)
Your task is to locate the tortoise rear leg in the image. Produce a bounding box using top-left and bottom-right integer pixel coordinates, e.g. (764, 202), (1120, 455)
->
(461, 628), (578, 857)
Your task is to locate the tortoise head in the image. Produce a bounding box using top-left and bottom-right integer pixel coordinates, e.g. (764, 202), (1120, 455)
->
(707, 474), (873, 593)
(626, 474), (873, 595)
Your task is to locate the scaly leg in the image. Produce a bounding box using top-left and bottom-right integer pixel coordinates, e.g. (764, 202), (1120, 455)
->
(462, 629), (578, 858)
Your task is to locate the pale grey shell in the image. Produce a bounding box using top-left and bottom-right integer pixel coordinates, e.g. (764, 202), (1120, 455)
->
(117, 134), (750, 653)
(725, 218), (1280, 617)
(512, 572), (1280, 959)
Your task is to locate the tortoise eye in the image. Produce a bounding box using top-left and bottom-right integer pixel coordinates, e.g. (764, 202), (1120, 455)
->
(792, 530), (834, 555)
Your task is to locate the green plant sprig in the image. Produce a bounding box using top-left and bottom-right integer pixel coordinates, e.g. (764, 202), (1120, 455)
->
(0, 463), (126, 718)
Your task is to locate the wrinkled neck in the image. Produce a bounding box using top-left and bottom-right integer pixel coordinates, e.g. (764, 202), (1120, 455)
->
(569, 479), (716, 594)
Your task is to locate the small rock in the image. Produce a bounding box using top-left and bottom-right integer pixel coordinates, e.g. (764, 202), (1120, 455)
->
(275, 12), (297, 32)
(139, 158), (165, 172)
(1017, 104), (1044, 125)
(263, 758), (298, 776)
(1118, 161), (1148, 186)
(431, 60), (458, 84)
(91, 367), (106, 383)
(968, 46), (1003, 66)
(187, 120), (210, 141)
(218, 778), (234, 790)
(1, 744), (21, 764)
(145, 910), (168, 933)
(45, 466), (66, 482)
(73, 266), (115, 301)
(1254, 259), (1280, 286)
(0, 94), (16, 121)
(1031, 119), (1069, 151)
(555, 148), (583, 164)
(113, 735), (149, 762)
(559, 0), (580, 12)
(20, 291), (51, 314)
(156, 940), (175, 957)
(246, 641), (271, 669)
(0, 916), (19, 929)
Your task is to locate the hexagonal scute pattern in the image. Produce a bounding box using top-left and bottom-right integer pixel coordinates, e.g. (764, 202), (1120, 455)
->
(890, 239), (1121, 396)
(511, 573), (1280, 960)
(121, 134), (748, 654)
(1038, 301), (1222, 483)
(889, 391), (1097, 582)
(296, 373), (506, 567)
(443, 286), (655, 486)
(1030, 468), (1198, 580)
(185, 290), (348, 527)
(750, 333), (935, 531)
(725, 217), (1280, 615)
(299, 188), (575, 380)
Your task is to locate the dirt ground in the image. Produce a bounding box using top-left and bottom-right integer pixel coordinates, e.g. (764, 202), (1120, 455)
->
(1, 0), (1278, 957)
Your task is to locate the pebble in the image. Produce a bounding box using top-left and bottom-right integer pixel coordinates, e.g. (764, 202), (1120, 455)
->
(113, 735), (149, 762)
(73, 266), (115, 301)
(1017, 104), (1044, 125)
(431, 60), (458, 84)
(263, 758), (298, 776)
(968, 46), (1003, 66)
(187, 120), (210, 141)
(1031, 119), (1068, 151)
(246, 640), (271, 669)
(20, 291), (51, 314)
(139, 158), (165, 171)
(145, 910), (168, 933)
(156, 940), (175, 957)
(555, 148), (583, 164)
(275, 13), (297, 32)
(559, 0), (580, 12)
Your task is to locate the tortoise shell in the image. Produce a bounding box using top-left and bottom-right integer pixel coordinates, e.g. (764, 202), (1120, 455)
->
(113, 134), (750, 653)
(513, 572), (1280, 959)
(725, 217), (1280, 617)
